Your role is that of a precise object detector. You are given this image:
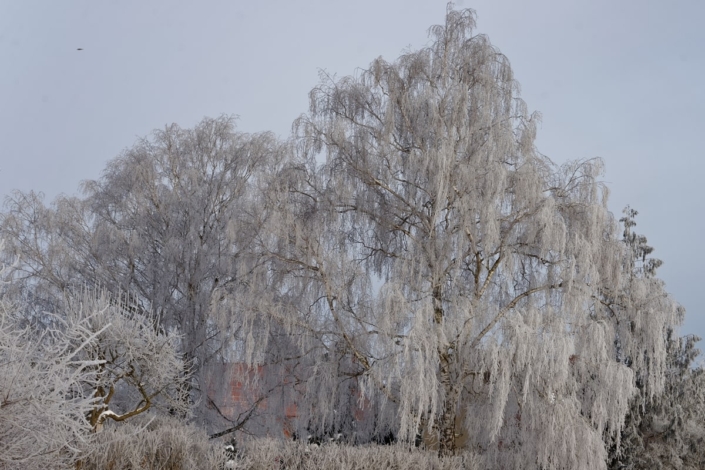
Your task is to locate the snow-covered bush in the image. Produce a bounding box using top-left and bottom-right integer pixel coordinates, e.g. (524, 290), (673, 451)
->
(225, 438), (480, 470)
(62, 288), (191, 431)
(0, 242), (102, 469)
(76, 414), (226, 470)
(0, 240), (193, 468)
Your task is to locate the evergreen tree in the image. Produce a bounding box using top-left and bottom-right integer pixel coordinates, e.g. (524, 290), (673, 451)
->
(608, 208), (704, 469)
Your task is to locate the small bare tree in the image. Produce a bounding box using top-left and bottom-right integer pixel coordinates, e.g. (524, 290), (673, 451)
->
(63, 289), (191, 432)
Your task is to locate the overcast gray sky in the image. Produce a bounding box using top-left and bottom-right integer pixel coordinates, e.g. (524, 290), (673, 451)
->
(1, 0), (703, 344)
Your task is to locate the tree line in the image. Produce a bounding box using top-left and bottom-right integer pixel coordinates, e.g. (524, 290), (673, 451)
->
(1, 5), (703, 469)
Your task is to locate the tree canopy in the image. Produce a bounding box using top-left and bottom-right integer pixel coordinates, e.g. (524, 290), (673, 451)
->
(0, 5), (694, 469)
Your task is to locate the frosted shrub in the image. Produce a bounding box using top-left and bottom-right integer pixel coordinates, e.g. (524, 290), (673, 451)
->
(227, 438), (480, 470)
(0, 242), (100, 469)
(0, 240), (194, 468)
(76, 414), (226, 470)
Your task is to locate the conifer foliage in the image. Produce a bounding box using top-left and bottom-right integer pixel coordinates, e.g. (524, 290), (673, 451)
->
(606, 209), (704, 469)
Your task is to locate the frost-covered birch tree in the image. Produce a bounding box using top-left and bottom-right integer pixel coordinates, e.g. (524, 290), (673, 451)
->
(238, 5), (682, 467)
(237, 135), (413, 441)
(81, 117), (281, 416)
(0, 116), (284, 424)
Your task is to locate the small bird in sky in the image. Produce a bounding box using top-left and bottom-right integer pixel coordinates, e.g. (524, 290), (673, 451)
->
(77, 48), (83, 51)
